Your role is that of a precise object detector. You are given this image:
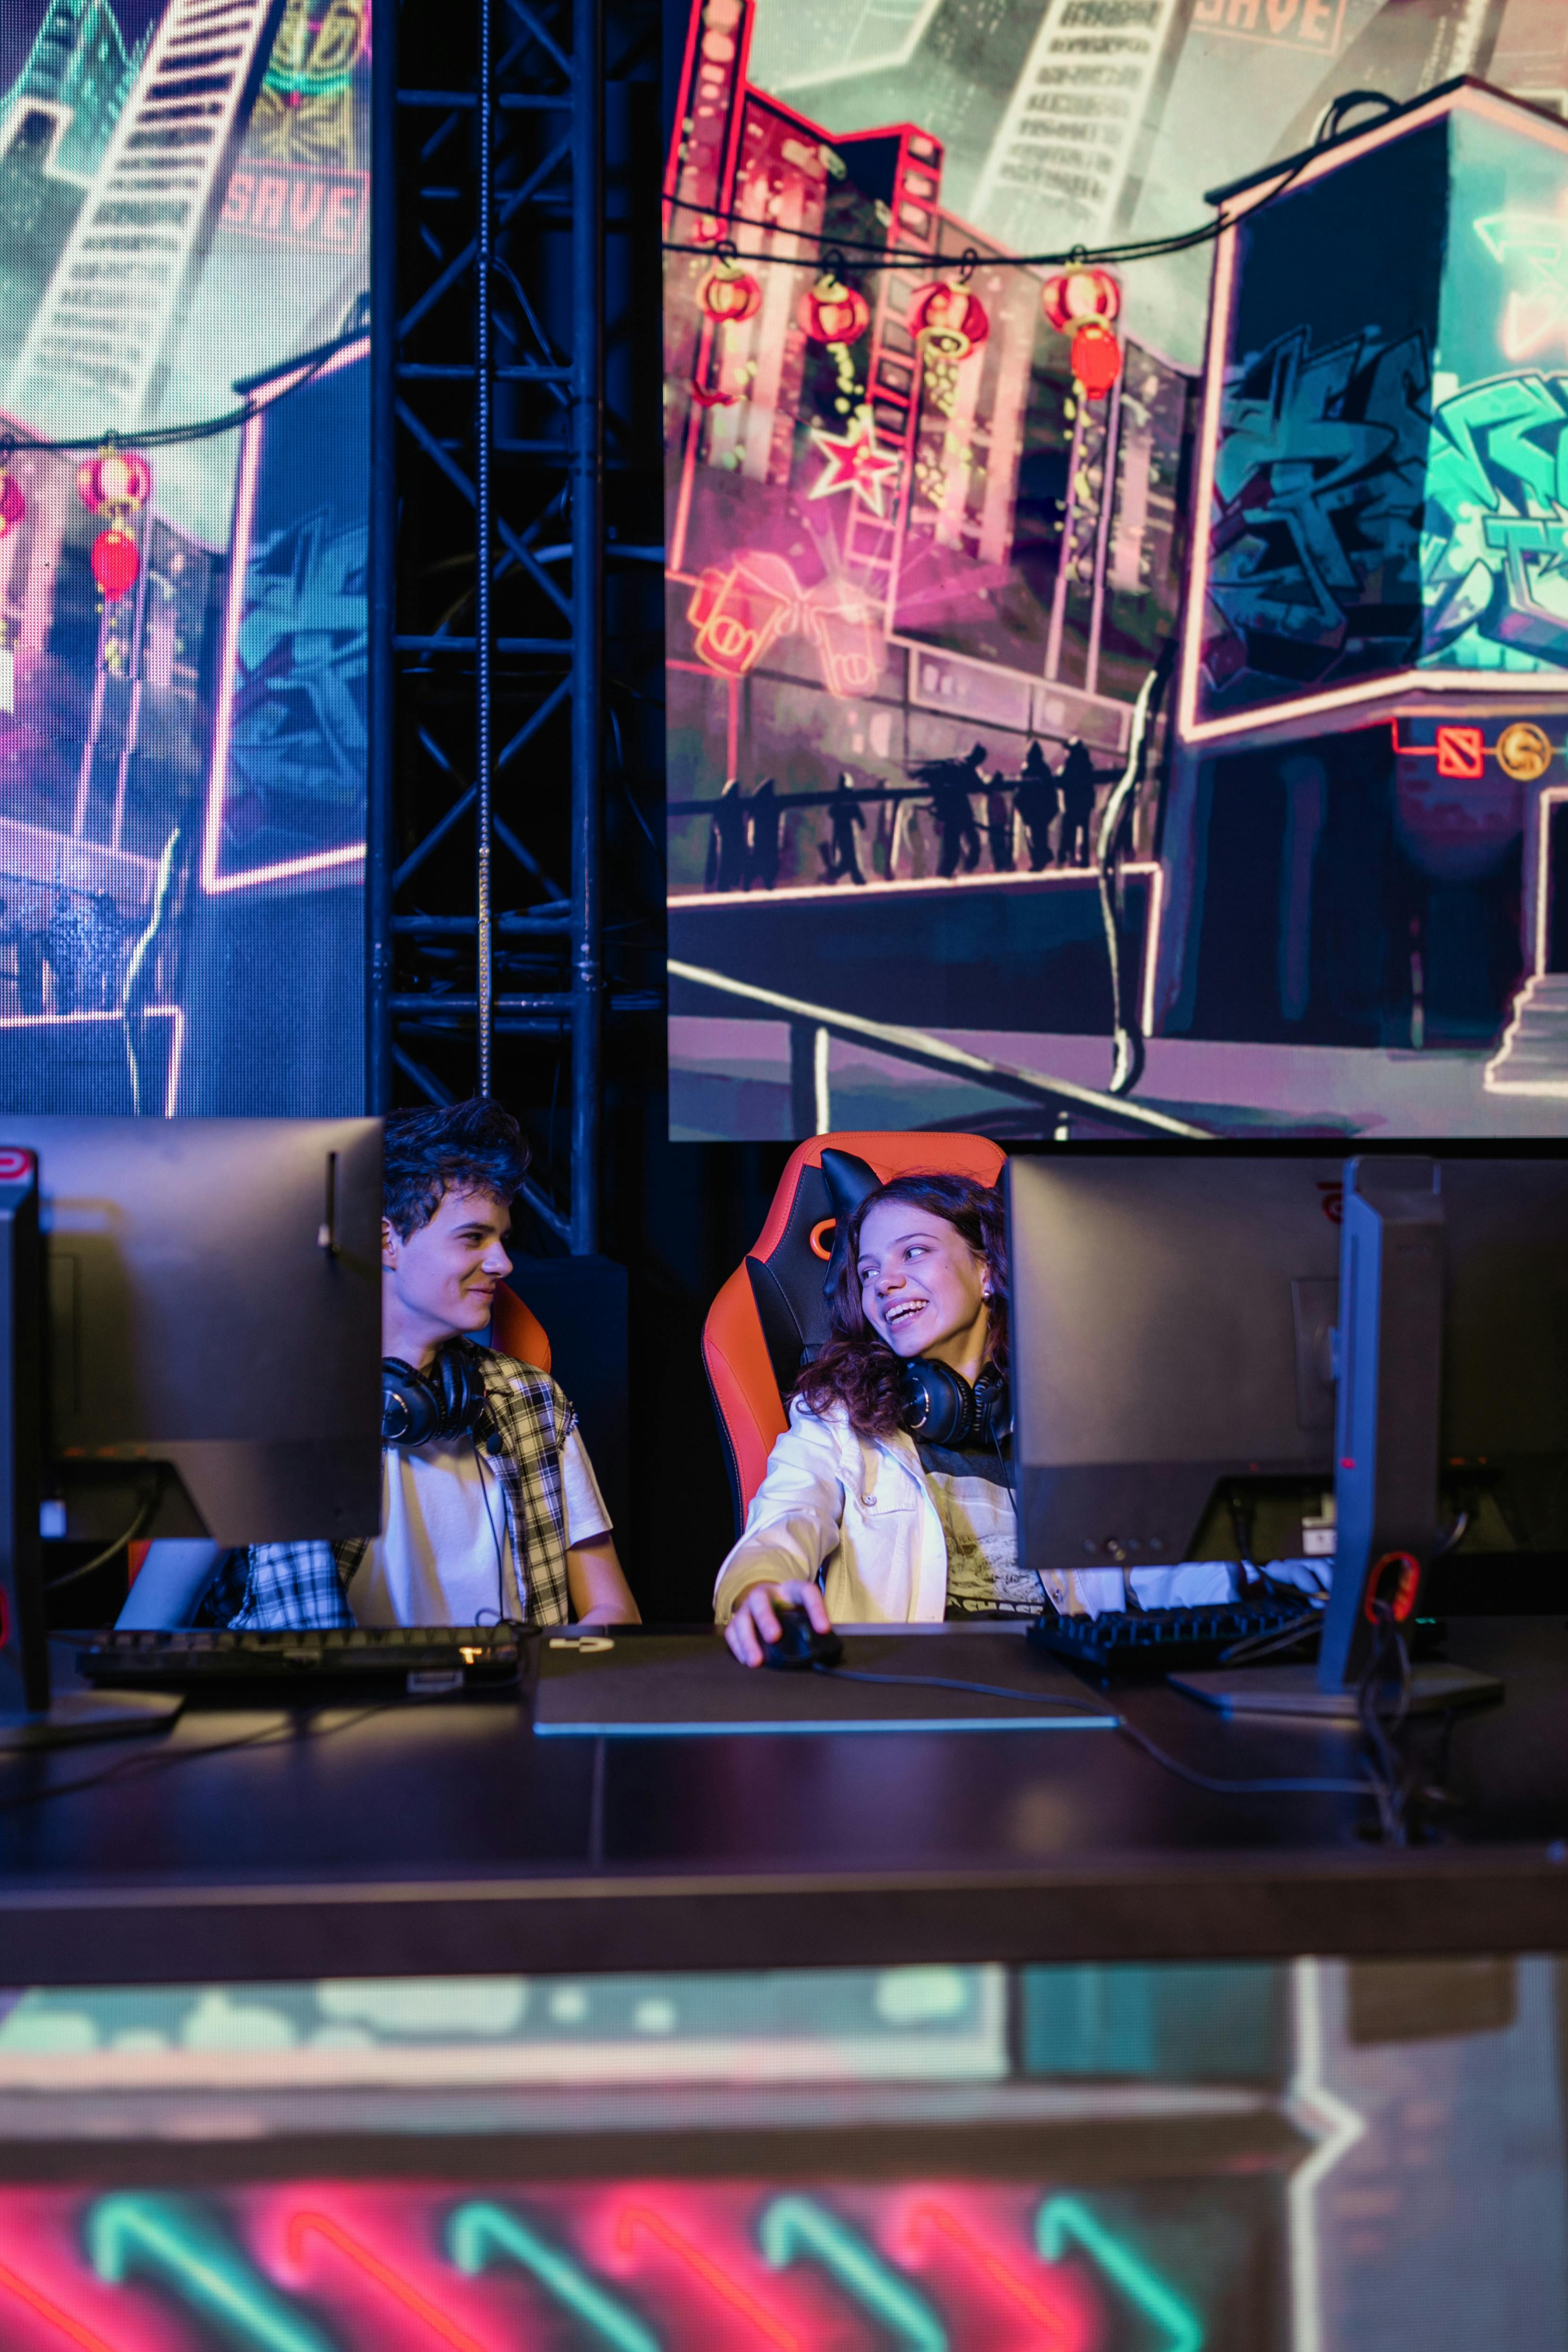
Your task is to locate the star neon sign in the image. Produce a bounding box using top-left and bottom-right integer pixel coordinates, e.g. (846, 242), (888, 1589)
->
(807, 411), (902, 517)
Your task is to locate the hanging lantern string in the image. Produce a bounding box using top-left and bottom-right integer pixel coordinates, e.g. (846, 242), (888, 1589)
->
(663, 111), (1349, 278)
(0, 335), (349, 461)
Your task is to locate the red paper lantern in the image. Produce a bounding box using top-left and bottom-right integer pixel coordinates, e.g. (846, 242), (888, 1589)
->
(1070, 319), (1122, 400)
(699, 263), (762, 325)
(0, 474), (24, 540)
(91, 527), (140, 601)
(908, 281), (990, 362)
(800, 276), (871, 345)
(77, 450), (152, 513)
(1042, 266), (1121, 333)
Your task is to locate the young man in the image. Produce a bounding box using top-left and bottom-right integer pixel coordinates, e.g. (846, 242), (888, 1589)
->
(224, 1099), (639, 1630)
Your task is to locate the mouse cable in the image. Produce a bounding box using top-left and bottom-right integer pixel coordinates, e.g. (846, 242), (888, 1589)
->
(814, 1663), (1375, 1799)
(814, 1662), (1110, 1716)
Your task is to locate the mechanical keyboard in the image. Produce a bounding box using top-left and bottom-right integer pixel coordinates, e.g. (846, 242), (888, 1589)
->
(77, 1626), (522, 1695)
(1028, 1600), (1318, 1679)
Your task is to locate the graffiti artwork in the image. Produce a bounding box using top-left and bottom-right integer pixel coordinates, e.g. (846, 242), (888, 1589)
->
(0, 0), (370, 1115)
(666, 0), (1568, 1139)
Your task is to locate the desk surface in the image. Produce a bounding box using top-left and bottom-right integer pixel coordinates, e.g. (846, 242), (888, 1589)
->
(2, 1620), (1567, 1986)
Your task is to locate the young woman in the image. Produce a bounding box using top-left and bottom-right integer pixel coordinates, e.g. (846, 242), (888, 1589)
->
(718, 1170), (1124, 1665)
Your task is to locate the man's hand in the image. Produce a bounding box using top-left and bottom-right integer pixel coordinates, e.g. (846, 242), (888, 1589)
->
(724, 1580), (833, 1667)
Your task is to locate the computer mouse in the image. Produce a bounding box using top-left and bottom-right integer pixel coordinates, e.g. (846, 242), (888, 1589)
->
(761, 1604), (844, 1671)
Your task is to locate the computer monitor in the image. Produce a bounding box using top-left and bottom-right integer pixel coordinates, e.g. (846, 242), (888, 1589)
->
(1008, 1150), (1568, 1677)
(0, 1118), (383, 1734)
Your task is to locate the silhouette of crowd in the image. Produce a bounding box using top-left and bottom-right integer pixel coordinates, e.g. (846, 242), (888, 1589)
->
(701, 737), (1119, 893)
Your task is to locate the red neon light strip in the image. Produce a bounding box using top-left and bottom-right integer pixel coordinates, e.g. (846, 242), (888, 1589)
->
(285, 2211), (492, 2352)
(614, 2205), (800, 2350)
(0, 2256), (120, 2352)
(906, 2203), (1081, 2344)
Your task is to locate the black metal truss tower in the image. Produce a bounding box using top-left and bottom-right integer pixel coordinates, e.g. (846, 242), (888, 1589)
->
(372, 0), (663, 1252)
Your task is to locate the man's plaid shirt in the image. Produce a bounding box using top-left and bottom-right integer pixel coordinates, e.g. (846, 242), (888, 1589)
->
(228, 1348), (575, 1629)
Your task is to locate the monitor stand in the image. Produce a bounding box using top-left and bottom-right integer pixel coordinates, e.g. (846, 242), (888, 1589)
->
(1170, 1660), (1500, 1720)
(1173, 1156), (1502, 1723)
(0, 1152), (180, 1750)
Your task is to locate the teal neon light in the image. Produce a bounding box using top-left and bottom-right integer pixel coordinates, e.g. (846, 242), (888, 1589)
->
(1036, 2197), (1203, 2352)
(759, 2196), (946, 2352)
(262, 63), (359, 96)
(447, 2202), (660, 2352)
(87, 2195), (336, 2352)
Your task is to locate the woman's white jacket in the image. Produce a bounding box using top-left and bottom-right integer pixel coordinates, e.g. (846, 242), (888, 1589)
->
(711, 1398), (1247, 1625)
(713, 1399), (947, 1625)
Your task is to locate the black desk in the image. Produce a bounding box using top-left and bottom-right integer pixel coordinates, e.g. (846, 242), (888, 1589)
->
(2, 1621), (1567, 1985)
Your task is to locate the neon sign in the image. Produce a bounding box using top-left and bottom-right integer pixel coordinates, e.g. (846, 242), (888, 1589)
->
(759, 2195), (948, 2351)
(686, 554), (881, 696)
(808, 412), (903, 517)
(0, 2180), (1219, 2348)
(1435, 725), (1485, 779)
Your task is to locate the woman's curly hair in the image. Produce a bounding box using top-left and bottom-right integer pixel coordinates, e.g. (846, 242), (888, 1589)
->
(791, 1171), (1007, 1437)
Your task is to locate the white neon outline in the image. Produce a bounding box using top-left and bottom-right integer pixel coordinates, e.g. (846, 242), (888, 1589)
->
(1286, 1957), (1366, 2352)
(1177, 87), (1568, 750)
(669, 956), (1208, 1134)
(0, 1006), (184, 1116)
(201, 337), (370, 896)
(675, 856), (1166, 1057)
(678, 857), (1162, 910)
(1533, 783), (1568, 974)
(1139, 857), (1164, 1042)
(1487, 781), (1568, 1094)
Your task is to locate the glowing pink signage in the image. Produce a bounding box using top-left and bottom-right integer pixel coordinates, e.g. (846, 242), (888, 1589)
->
(686, 553), (881, 697)
(201, 336), (368, 897)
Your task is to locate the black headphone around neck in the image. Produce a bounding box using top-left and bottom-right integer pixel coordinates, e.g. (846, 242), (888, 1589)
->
(897, 1360), (1009, 1449)
(381, 1343), (501, 1453)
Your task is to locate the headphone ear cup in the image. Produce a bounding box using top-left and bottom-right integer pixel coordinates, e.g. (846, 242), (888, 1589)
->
(898, 1360), (976, 1448)
(382, 1358), (438, 1447)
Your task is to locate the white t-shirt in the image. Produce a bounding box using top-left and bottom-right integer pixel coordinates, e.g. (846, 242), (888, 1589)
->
(346, 1429), (611, 1627)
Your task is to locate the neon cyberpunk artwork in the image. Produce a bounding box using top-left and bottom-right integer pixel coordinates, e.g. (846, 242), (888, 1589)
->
(664, 0), (1568, 1139)
(0, 1952), (1560, 2352)
(0, 0), (369, 1114)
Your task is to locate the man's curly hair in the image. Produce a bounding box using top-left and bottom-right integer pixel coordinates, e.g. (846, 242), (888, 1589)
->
(383, 1099), (530, 1238)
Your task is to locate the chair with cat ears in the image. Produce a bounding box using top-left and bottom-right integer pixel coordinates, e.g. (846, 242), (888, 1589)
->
(701, 1131), (1007, 1535)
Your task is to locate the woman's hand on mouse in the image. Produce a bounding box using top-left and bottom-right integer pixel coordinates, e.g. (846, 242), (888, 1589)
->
(724, 1580), (834, 1667)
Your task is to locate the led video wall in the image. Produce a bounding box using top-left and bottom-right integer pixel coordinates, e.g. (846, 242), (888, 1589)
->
(664, 0), (1568, 1142)
(0, 1953), (1563, 2349)
(0, 0), (369, 1115)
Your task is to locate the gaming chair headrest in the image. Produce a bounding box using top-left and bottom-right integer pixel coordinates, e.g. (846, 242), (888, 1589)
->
(744, 1148), (882, 1406)
(818, 1147), (883, 1304)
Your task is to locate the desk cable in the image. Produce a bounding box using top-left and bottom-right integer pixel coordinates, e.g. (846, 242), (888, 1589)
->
(42, 1491), (159, 1593)
(0, 1703), (397, 1823)
(810, 1663), (1396, 1809)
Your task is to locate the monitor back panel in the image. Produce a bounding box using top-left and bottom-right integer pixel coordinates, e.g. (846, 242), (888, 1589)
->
(0, 1116), (383, 1543)
(1008, 1153), (1568, 1575)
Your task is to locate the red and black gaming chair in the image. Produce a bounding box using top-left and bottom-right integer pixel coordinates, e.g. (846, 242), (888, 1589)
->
(702, 1132), (1007, 1535)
